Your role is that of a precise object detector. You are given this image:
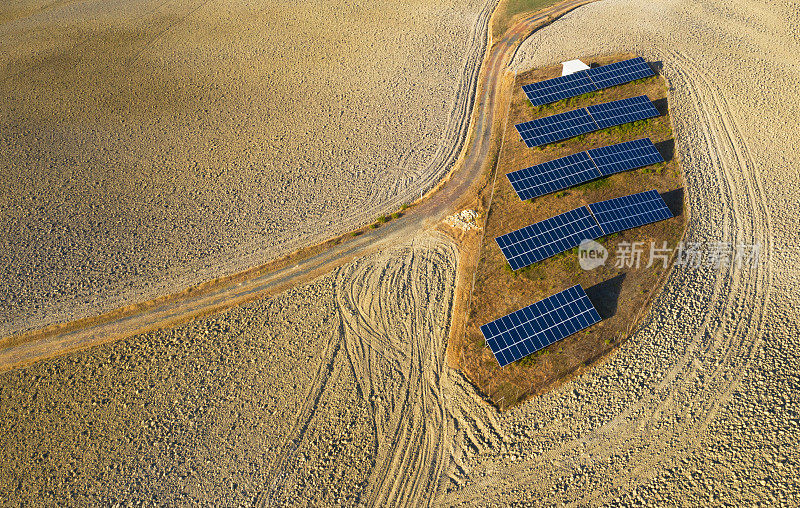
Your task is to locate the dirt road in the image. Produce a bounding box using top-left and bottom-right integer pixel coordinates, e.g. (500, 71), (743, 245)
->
(0, 0), (596, 371)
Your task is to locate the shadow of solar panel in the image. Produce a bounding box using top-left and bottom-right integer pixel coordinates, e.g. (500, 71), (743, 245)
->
(522, 71), (597, 107)
(480, 285), (602, 367)
(515, 108), (597, 148)
(495, 206), (604, 270)
(507, 152), (601, 200)
(585, 56), (655, 89)
(588, 189), (674, 235)
(587, 138), (665, 176)
(586, 95), (660, 130)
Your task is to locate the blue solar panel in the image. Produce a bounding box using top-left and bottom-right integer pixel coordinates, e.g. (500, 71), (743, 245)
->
(522, 71), (597, 107)
(506, 152), (601, 200)
(588, 189), (674, 235)
(585, 57), (655, 89)
(586, 95), (660, 130)
(587, 138), (665, 176)
(515, 108), (597, 148)
(495, 206), (604, 270)
(480, 285), (602, 367)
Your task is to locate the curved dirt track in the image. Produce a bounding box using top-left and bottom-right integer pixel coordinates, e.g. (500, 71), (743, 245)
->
(0, 0), (597, 372)
(1, 234), (499, 505)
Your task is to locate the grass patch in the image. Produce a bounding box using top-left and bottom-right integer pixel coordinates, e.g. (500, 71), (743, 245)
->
(574, 176), (610, 191)
(491, 0), (562, 41)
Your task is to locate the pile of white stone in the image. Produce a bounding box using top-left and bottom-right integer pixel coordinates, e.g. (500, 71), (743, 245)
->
(444, 209), (480, 231)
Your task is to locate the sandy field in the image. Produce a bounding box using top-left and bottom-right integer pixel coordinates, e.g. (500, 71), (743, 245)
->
(0, 0), (491, 335)
(0, 234), (474, 505)
(2, 0), (800, 505)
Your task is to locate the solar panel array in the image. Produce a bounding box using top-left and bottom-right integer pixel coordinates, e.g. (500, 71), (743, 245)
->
(515, 108), (597, 148)
(588, 189), (674, 235)
(507, 138), (662, 200)
(516, 95), (659, 147)
(522, 57), (655, 107)
(522, 72), (597, 107)
(586, 95), (660, 129)
(481, 284), (602, 367)
(506, 152), (598, 201)
(485, 56), (666, 368)
(587, 138), (664, 176)
(495, 206), (604, 270)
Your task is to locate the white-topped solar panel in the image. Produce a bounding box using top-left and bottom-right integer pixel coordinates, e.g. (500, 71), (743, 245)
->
(515, 108), (597, 148)
(586, 95), (660, 130)
(585, 57), (655, 89)
(480, 284), (602, 367)
(586, 138), (664, 176)
(587, 189), (673, 235)
(506, 152), (601, 200)
(495, 206), (604, 270)
(522, 71), (597, 107)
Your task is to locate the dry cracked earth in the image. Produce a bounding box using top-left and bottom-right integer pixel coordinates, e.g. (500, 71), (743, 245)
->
(2, 0), (800, 505)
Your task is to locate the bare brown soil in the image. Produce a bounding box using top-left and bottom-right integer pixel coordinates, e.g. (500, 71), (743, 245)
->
(460, 56), (686, 409)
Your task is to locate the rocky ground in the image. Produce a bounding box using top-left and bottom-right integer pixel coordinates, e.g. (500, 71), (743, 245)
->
(0, 0), (491, 336)
(1, 0), (799, 505)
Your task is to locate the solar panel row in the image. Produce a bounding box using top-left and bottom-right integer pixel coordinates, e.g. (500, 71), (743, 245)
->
(496, 189), (673, 271)
(522, 71), (597, 107)
(506, 151), (598, 201)
(586, 95), (660, 129)
(585, 57), (654, 89)
(496, 206), (604, 270)
(514, 108), (596, 148)
(588, 189), (673, 235)
(522, 57), (655, 107)
(515, 95), (659, 147)
(587, 138), (664, 176)
(480, 284), (602, 367)
(506, 138), (663, 200)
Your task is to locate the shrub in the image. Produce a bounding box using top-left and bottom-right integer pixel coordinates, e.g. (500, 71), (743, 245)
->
(376, 215), (388, 224)
(575, 177), (610, 191)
